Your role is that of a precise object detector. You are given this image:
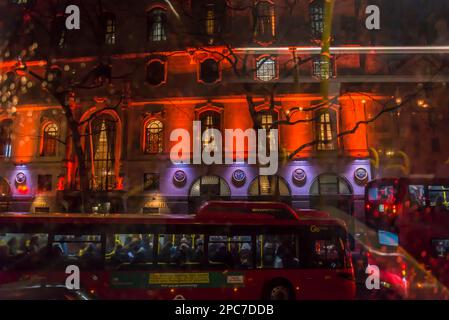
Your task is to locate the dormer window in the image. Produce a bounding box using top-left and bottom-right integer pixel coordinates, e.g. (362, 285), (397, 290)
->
(102, 13), (116, 45)
(309, 0), (324, 40)
(254, 1), (275, 42)
(148, 8), (167, 42)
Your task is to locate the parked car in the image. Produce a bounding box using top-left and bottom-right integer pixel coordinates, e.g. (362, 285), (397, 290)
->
(0, 280), (95, 300)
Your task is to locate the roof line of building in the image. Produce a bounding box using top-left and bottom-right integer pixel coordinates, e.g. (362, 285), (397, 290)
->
(235, 46), (449, 54)
(2, 46), (449, 69)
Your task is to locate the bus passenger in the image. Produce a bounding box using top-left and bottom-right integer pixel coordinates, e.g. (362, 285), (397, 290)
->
(7, 237), (20, 256)
(51, 243), (64, 258)
(263, 242), (275, 267)
(213, 244), (234, 268)
(239, 243), (252, 268)
(174, 243), (190, 266)
(79, 243), (99, 259)
(159, 241), (173, 262)
(27, 235), (40, 254)
(0, 242), (10, 267)
(107, 240), (129, 264)
(194, 239), (204, 261)
(275, 243), (298, 268)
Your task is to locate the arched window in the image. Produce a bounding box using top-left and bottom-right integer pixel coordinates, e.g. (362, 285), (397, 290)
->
(0, 177), (11, 198)
(203, 0), (226, 36)
(189, 175), (231, 197)
(85, 115), (117, 191)
(256, 56), (276, 81)
(199, 58), (220, 83)
(146, 60), (166, 86)
(310, 174), (352, 195)
(144, 120), (164, 154)
(254, 1), (275, 41)
(199, 110), (221, 151)
(248, 175), (290, 196)
(0, 119), (12, 157)
(148, 8), (167, 42)
(316, 109), (336, 151)
(41, 122), (58, 156)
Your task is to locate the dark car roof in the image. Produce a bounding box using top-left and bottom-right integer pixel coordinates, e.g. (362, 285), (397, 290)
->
(0, 281), (92, 300)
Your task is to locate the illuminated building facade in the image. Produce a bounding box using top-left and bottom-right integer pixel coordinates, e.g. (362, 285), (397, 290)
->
(1, 0), (448, 223)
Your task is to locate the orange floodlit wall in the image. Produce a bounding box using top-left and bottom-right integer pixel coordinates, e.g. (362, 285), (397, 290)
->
(9, 109), (40, 164)
(340, 95), (369, 158)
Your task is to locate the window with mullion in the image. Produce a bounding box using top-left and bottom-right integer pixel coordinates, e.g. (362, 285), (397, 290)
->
(200, 111), (221, 152)
(145, 120), (164, 154)
(103, 13), (116, 45)
(254, 1), (275, 40)
(316, 110), (336, 151)
(148, 9), (167, 42)
(86, 117), (116, 191)
(0, 119), (12, 157)
(256, 57), (276, 81)
(42, 123), (58, 157)
(258, 111), (278, 155)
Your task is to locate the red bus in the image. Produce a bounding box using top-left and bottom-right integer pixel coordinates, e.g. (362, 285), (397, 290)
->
(364, 178), (449, 299)
(0, 202), (356, 300)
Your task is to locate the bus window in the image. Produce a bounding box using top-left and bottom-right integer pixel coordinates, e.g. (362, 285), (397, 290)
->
(368, 185), (396, 204)
(311, 237), (344, 269)
(256, 234), (299, 269)
(428, 185), (449, 210)
(432, 239), (449, 258)
(408, 185), (426, 207)
(105, 234), (154, 267)
(157, 234), (204, 268)
(208, 236), (252, 269)
(0, 233), (48, 270)
(52, 235), (102, 269)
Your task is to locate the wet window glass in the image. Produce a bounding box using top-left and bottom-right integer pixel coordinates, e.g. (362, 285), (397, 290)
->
(311, 238), (344, 269)
(256, 234), (299, 269)
(208, 235), (252, 269)
(428, 185), (449, 210)
(408, 185), (426, 207)
(0, 233), (48, 271)
(51, 235), (102, 269)
(157, 234), (204, 268)
(369, 185), (397, 203)
(105, 234), (154, 268)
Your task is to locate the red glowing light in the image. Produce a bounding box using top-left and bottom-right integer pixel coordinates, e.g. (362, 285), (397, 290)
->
(116, 176), (124, 191)
(18, 185), (28, 194)
(57, 176), (65, 191)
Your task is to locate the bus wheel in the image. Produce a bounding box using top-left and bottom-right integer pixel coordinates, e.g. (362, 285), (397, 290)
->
(265, 280), (294, 300)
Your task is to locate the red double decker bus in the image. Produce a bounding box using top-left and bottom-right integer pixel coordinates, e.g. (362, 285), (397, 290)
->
(0, 202), (355, 300)
(364, 178), (449, 299)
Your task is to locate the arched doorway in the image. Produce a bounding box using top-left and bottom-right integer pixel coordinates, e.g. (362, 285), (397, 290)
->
(189, 175), (231, 212)
(0, 177), (11, 212)
(309, 173), (353, 213)
(309, 173), (354, 245)
(248, 175), (291, 204)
